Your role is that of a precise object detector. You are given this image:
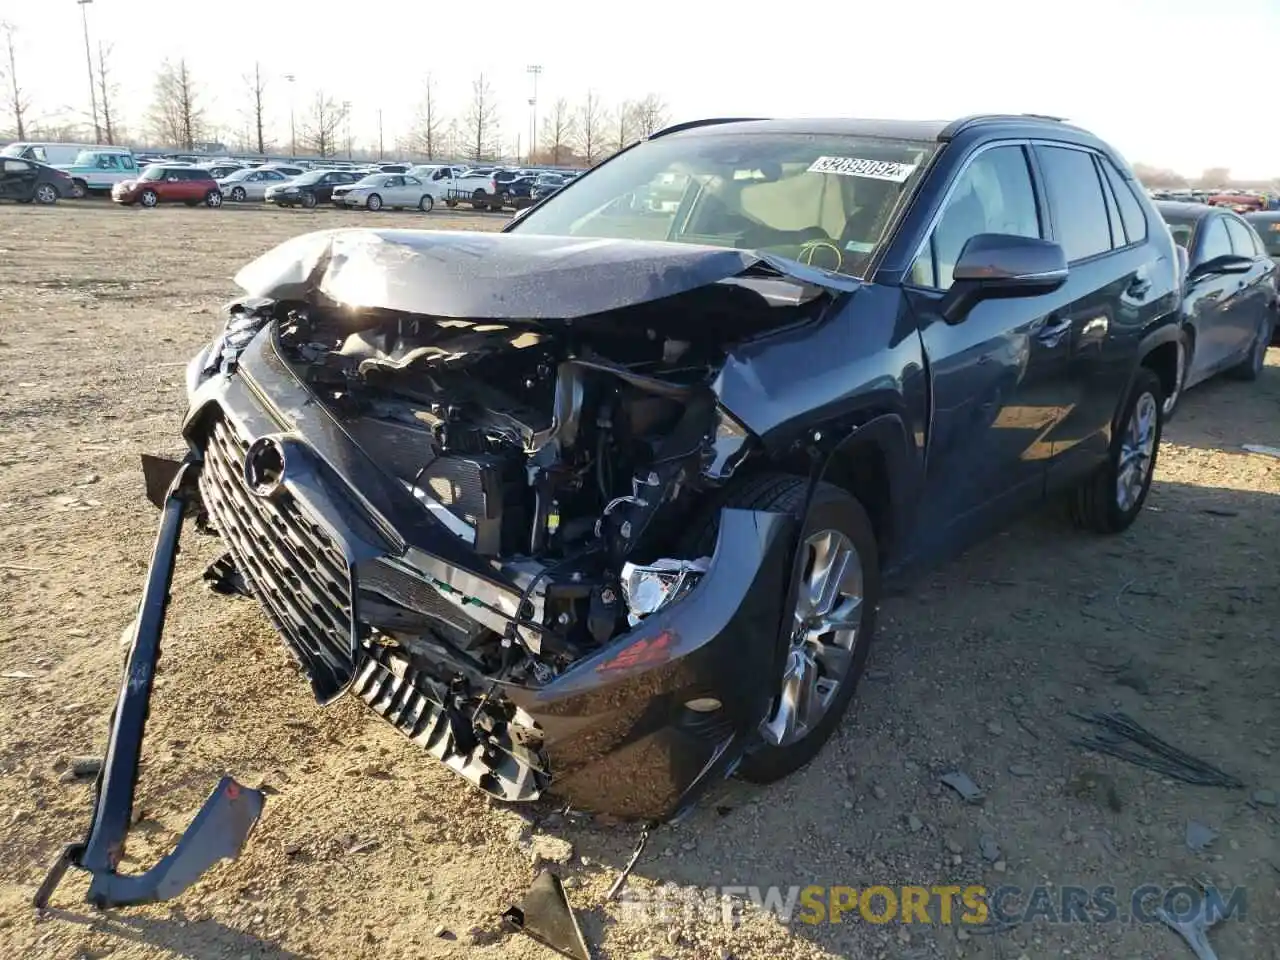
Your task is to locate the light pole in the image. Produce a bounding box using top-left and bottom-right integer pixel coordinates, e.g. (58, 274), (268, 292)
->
(283, 73), (296, 158)
(342, 101), (352, 160)
(77, 0), (101, 142)
(377, 109), (383, 160)
(526, 65), (541, 165)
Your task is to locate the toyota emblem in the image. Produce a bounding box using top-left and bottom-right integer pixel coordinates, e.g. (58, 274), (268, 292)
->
(243, 437), (286, 498)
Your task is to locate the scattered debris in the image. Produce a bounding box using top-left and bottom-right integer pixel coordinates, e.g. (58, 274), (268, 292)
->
(503, 871), (590, 960)
(1071, 712), (1244, 788)
(1185, 820), (1217, 852)
(940, 771), (985, 804)
(906, 814), (923, 833)
(433, 924), (453, 939)
(985, 720), (1004, 736)
(606, 824), (651, 902)
(1200, 508), (1238, 518)
(345, 839), (379, 855)
(1250, 789), (1277, 808)
(1155, 902), (1222, 960)
(0, 671), (37, 680)
(1241, 444), (1280, 459)
(978, 835), (1001, 862)
(1067, 771), (1124, 812)
(1007, 763), (1034, 778)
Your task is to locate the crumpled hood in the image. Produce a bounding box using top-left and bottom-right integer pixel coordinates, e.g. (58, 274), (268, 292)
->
(233, 228), (858, 321)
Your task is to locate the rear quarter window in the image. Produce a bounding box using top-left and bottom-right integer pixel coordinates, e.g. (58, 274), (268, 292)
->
(1098, 159), (1148, 243)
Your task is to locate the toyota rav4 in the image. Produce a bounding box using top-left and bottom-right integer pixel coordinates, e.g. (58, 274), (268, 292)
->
(40, 114), (1183, 909)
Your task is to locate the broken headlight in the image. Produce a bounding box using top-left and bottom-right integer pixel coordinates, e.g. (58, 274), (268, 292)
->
(619, 557), (710, 627)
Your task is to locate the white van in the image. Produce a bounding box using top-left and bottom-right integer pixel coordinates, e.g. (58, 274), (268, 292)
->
(0, 142), (108, 167)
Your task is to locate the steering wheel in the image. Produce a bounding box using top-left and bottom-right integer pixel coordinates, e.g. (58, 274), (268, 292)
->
(799, 239), (844, 273)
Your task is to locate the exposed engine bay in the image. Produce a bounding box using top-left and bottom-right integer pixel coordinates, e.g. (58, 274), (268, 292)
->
(274, 301), (745, 689)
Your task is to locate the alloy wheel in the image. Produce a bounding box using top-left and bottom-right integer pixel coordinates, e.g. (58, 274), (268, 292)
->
(760, 528), (863, 747)
(35, 184), (57, 204)
(1116, 391), (1158, 512)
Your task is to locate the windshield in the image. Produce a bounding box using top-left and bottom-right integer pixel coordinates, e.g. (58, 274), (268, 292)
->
(354, 174), (383, 186)
(139, 167), (167, 181)
(294, 172), (325, 185)
(0, 143), (26, 157)
(511, 131), (935, 278)
(222, 169), (251, 181)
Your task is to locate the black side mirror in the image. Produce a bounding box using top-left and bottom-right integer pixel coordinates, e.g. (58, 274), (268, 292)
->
(1188, 253), (1254, 282)
(940, 233), (1069, 324)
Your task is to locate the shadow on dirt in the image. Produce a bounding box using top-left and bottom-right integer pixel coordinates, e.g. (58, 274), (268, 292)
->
(39, 906), (304, 959)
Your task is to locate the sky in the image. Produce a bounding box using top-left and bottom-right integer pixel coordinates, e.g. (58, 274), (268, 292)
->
(1, 0), (1277, 178)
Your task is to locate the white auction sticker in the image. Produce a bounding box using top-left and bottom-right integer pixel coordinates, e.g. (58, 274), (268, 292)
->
(807, 156), (918, 182)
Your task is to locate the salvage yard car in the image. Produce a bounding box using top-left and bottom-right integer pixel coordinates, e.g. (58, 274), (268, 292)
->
(40, 114), (1189, 910)
(111, 165), (223, 208)
(1155, 201), (1278, 413)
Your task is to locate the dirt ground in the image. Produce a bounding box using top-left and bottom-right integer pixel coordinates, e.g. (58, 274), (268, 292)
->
(0, 202), (1277, 960)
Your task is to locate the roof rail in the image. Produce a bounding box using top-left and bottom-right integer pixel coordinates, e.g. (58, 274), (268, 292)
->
(938, 113), (1067, 141)
(648, 117), (769, 140)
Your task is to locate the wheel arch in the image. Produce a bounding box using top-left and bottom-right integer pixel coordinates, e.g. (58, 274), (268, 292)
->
(768, 412), (920, 568)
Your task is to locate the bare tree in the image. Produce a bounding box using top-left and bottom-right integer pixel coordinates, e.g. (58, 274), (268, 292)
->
(409, 74), (443, 159)
(575, 90), (605, 166)
(632, 93), (668, 139)
(95, 42), (119, 145)
(243, 62), (268, 155)
(611, 100), (635, 155)
(464, 73), (500, 162)
(539, 98), (575, 165)
(148, 59), (205, 149)
(300, 91), (346, 158)
(1, 22), (30, 141)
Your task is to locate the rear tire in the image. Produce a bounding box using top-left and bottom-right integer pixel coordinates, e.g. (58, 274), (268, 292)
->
(205, 190), (222, 208)
(1227, 315), (1272, 382)
(1069, 367), (1163, 534)
(680, 474), (879, 783)
(367, 193), (383, 211)
(230, 186), (247, 202)
(302, 192), (317, 209)
(34, 183), (59, 204)
(70, 179), (88, 199)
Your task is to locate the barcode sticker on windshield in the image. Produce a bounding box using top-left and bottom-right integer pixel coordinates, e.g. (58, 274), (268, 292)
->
(807, 156), (918, 182)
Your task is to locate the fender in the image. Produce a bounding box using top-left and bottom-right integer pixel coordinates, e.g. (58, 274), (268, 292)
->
(815, 412), (921, 568)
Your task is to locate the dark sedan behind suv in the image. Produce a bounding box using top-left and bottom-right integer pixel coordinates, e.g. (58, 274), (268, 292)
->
(265, 169), (360, 208)
(1156, 201), (1277, 412)
(43, 113), (1189, 910)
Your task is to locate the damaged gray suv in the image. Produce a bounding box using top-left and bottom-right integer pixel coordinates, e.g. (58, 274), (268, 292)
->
(39, 114), (1183, 910)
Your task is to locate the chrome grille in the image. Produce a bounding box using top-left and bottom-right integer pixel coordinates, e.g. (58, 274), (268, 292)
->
(199, 416), (356, 703)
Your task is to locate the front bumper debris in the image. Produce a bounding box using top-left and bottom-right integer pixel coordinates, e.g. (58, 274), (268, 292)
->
(33, 460), (264, 910)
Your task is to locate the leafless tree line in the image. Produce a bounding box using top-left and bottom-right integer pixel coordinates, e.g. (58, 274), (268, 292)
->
(1, 51), (668, 165)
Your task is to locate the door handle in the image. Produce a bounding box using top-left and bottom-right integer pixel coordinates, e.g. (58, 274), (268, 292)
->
(1036, 315), (1072, 347)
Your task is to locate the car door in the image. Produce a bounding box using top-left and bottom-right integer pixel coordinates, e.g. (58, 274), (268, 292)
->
(905, 142), (1068, 551)
(1035, 144), (1159, 481)
(1224, 215), (1270, 356)
(1182, 214), (1239, 380)
(403, 175), (425, 205)
(1, 158), (36, 199)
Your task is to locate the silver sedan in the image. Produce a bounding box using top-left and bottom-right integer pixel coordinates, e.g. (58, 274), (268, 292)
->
(217, 168), (293, 202)
(332, 174), (436, 212)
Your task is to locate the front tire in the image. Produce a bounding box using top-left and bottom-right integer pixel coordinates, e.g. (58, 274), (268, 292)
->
(366, 193), (383, 211)
(70, 179), (88, 199)
(205, 190), (222, 208)
(230, 186), (247, 202)
(418, 194), (434, 212)
(139, 189), (158, 208)
(681, 474), (879, 783)
(1069, 367), (1163, 534)
(302, 192), (317, 209)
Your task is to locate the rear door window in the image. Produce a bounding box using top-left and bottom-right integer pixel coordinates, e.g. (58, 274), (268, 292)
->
(1035, 145), (1112, 262)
